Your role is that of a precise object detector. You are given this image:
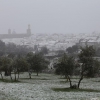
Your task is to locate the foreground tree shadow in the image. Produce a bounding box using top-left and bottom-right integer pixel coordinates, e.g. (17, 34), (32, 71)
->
(52, 87), (100, 92)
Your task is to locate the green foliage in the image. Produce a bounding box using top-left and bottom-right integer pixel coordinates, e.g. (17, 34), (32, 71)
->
(27, 53), (49, 75)
(0, 57), (12, 69)
(40, 46), (49, 55)
(78, 46), (99, 77)
(87, 59), (100, 77)
(13, 57), (29, 72)
(66, 45), (78, 54)
(0, 40), (33, 57)
(0, 40), (5, 56)
(54, 53), (75, 76)
(95, 47), (100, 57)
(0, 56), (12, 76)
(79, 46), (95, 63)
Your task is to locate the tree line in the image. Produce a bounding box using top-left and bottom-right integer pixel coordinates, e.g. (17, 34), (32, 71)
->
(0, 40), (49, 81)
(0, 52), (49, 81)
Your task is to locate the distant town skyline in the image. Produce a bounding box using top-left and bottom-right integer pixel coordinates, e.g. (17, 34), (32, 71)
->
(0, 0), (100, 34)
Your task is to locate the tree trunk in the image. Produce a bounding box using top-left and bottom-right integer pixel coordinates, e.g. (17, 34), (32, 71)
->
(15, 73), (16, 81)
(37, 71), (38, 76)
(65, 75), (69, 82)
(0, 72), (3, 80)
(10, 74), (12, 81)
(29, 73), (31, 79)
(5, 70), (8, 76)
(77, 68), (84, 88)
(67, 75), (72, 88)
(78, 75), (83, 88)
(18, 72), (19, 79)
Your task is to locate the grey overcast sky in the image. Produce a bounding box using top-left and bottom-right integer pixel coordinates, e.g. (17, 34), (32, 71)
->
(0, 0), (100, 34)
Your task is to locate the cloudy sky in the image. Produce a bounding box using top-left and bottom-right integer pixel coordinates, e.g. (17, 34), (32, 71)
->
(0, 0), (100, 34)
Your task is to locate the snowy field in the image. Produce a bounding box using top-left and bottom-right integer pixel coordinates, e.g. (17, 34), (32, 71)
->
(0, 73), (100, 100)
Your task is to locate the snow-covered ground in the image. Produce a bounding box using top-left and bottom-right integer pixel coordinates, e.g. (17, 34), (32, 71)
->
(0, 73), (100, 100)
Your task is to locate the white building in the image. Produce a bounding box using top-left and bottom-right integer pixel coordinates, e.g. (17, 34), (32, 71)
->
(78, 38), (100, 49)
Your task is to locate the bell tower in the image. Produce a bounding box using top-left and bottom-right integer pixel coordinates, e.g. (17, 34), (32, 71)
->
(27, 24), (31, 35)
(8, 29), (11, 34)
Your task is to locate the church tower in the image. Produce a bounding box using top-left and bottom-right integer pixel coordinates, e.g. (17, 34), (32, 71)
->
(8, 29), (11, 34)
(27, 24), (31, 35)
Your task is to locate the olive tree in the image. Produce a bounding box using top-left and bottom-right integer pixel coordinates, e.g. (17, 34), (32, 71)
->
(54, 53), (76, 87)
(0, 56), (12, 80)
(78, 46), (100, 88)
(12, 57), (29, 81)
(54, 46), (100, 89)
(27, 52), (49, 76)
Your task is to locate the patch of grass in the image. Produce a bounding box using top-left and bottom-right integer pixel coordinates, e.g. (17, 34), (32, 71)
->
(52, 87), (100, 92)
(40, 78), (49, 80)
(20, 78), (49, 80)
(59, 77), (80, 79)
(20, 78), (33, 80)
(0, 79), (20, 83)
(59, 77), (67, 79)
(60, 81), (69, 83)
(60, 80), (84, 84)
(93, 80), (100, 82)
